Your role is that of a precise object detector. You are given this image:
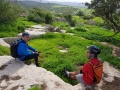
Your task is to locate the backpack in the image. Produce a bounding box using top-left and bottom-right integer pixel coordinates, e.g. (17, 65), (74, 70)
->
(89, 61), (103, 84)
(10, 40), (20, 58)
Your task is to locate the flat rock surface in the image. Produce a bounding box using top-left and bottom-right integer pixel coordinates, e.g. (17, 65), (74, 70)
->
(0, 56), (84, 90)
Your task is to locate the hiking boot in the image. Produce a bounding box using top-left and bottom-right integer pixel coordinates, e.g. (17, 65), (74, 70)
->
(36, 64), (40, 67)
(63, 68), (69, 77)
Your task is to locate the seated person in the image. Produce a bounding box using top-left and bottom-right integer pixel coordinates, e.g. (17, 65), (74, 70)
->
(17, 32), (39, 67)
(64, 45), (102, 85)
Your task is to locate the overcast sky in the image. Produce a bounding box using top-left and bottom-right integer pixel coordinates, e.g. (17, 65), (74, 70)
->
(45, 0), (91, 3)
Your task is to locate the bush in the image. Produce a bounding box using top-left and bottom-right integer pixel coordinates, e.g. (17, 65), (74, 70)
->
(75, 10), (84, 16)
(45, 13), (53, 24)
(64, 15), (76, 27)
(0, 0), (23, 24)
(18, 26), (25, 32)
(69, 20), (76, 27)
(28, 8), (52, 24)
(28, 14), (44, 23)
(83, 15), (94, 20)
(28, 85), (41, 90)
(74, 27), (87, 32)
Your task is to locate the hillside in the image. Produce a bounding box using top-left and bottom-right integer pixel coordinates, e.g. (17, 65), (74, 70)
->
(18, 1), (79, 14)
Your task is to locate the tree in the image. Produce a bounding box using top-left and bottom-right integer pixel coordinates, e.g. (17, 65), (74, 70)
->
(45, 13), (53, 24)
(0, 0), (23, 24)
(75, 10), (84, 16)
(85, 0), (120, 36)
(64, 15), (76, 27)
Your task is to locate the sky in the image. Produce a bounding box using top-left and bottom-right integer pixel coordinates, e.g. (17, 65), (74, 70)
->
(46, 0), (91, 3)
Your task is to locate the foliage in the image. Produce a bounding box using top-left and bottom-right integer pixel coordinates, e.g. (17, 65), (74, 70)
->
(74, 26), (87, 32)
(28, 8), (53, 24)
(75, 9), (84, 16)
(64, 15), (76, 27)
(71, 25), (120, 46)
(0, 16), (36, 38)
(83, 15), (94, 20)
(0, 45), (10, 55)
(0, 0), (23, 24)
(29, 33), (93, 84)
(28, 85), (41, 90)
(92, 17), (104, 26)
(18, 1), (79, 16)
(45, 13), (53, 24)
(28, 8), (46, 23)
(28, 32), (120, 84)
(86, 0), (120, 35)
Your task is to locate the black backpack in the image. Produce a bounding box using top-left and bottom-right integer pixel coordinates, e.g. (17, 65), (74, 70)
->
(10, 40), (20, 58)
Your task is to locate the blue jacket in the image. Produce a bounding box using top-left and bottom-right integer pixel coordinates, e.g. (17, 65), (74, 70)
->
(17, 39), (36, 61)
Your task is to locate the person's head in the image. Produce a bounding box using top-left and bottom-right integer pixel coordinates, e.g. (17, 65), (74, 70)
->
(22, 32), (30, 42)
(86, 45), (101, 59)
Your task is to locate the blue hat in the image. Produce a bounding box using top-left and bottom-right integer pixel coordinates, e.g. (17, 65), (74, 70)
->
(22, 32), (29, 36)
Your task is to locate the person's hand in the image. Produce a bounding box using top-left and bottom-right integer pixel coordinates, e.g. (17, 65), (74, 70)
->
(35, 50), (40, 53)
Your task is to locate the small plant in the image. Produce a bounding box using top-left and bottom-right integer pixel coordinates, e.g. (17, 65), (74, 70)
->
(74, 27), (87, 32)
(0, 45), (10, 55)
(28, 85), (41, 90)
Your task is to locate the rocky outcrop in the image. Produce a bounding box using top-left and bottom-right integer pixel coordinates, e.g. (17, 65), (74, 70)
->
(0, 56), (84, 90)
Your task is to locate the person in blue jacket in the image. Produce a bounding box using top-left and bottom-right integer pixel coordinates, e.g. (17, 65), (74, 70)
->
(17, 32), (39, 67)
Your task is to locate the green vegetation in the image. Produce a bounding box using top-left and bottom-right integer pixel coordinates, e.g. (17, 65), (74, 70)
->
(0, 45), (10, 55)
(28, 8), (53, 24)
(71, 25), (120, 46)
(28, 85), (41, 90)
(1, 0), (120, 87)
(0, 17), (36, 37)
(18, 1), (78, 15)
(86, 0), (120, 35)
(28, 33), (120, 85)
(0, 1), (36, 37)
(0, 0), (22, 24)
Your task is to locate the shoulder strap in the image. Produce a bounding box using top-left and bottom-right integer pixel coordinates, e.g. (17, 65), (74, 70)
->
(88, 62), (94, 80)
(17, 39), (24, 44)
(89, 62), (93, 66)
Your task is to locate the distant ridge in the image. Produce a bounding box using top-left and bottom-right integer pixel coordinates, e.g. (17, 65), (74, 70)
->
(18, 0), (87, 8)
(44, 1), (87, 8)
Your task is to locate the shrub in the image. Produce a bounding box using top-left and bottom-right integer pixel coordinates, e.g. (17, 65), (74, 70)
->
(18, 26), (25, 32)
(45, 13), (53, 24)
(83, 15), (94, 20)
(74, 27), (87, 32)
(75, 10), (84, 16)
(64, 15), (76, 27)
(0, 0), (23, 24)
(28, 85), (41, 90)
(28, 8), (52, 24)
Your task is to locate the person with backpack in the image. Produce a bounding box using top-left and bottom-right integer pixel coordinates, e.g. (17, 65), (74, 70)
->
(64, 45), (103, 85)
(17, 32), (40, 67)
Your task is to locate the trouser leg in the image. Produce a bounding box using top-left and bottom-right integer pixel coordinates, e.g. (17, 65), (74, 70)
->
(23, 53), (39, 66)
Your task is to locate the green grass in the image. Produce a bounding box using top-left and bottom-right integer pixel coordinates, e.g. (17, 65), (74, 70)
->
(0, 45), (10, 55)
(66, 25), (120, 46)
(17, 17), (36, 28)
(28, 32), (120, 85)
(0, 17), (36, 38)
(28, 85), (41, 90)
